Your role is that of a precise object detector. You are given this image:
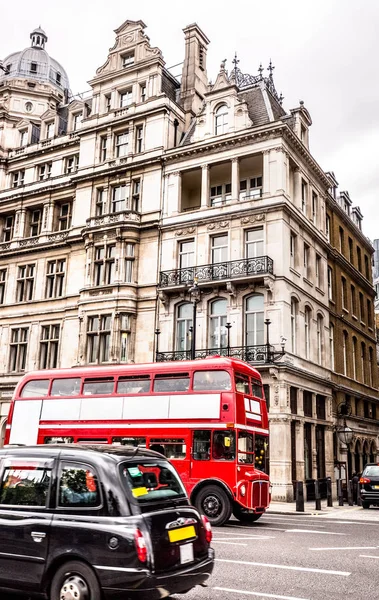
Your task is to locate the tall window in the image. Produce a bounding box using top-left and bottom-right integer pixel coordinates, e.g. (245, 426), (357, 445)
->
(123, 53), (134, 67)
(9, 328), (28, 372)
(0, 269), (6, 304)
(120, 90), (133, 107)
(179, 240), (194, 269)
(364, 255), (370, 279)
(16, 264), (35, 302)
(359, 292), (364, 322)
(116, 131), (129, 157)
(87, 315), (112, 363)
(120, 314), (130, 362)
(301, 180), (307, 213)
(351, 285), (356, 316)
(290, 233), (297, 269)
(2, 215), (14, 242)
(348, 237), (353, 263)
(329, 323), (335, 370)
(46, 259), (65, 298)
(245, 294), (264, 346)
(100, 136), (107, 162)
(209, 299), (227, 349)
(352, 337), (357, 380)
(357, 246), (362, 272)
(341, 277), (347, 310)
(316, 314), (323, 365)
(12, 170), (25, 188)
(291, 298), (298, 353)
(326, 215), (330, 242)
(304, 307), (311, 359)
(46, 122), (55, 139)
(105, 95), (112, 112)
(57, 202), (72, 230)
(94, 245), (115, 286)
(369, 347), (374, 387)
(20, 130), (28, 147)
(211, 234), (228, 264)
(73, 113), (83, 131)
(343, 331), (348, 376)
(303, 243), (310, 278)
(96, 189), (106, 216)
(40, 324), (60, 369)
(176, 303), (193, 351)
(315, 254), (322, 288)
(311, 192), (318, 223)
(29, 208), (42, 237)
(38, 162), (52, 181)
(361, 342), (366, 383)
(135, 126), (143, 153)
(367, 299), (373, 328)
(132, 180), (140, 212)
(112, 185), (127, 212)
(215, 104), (228, 135)
(122, 243), (134, 283)
(327, 267), (333, 300)
(245, 228), (264, 258)
(210, 183), (232, 206)
(339, 227), (344, 253)
(65, 155), (79, 174)
(139, 83), (146, 102)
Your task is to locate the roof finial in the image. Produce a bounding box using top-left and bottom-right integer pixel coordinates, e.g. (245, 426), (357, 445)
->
(232, 51), (239, 76)
(220, 58), (227, 72)
(279, 92), (284, 105)
(258, 63), (264, 80)
(267, 59), (275, 79)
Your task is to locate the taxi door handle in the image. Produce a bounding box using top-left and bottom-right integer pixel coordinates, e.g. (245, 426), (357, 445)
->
(31, 531), (46, 542)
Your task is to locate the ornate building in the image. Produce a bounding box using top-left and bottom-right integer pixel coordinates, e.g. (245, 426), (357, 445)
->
(0, 20), (377, 498)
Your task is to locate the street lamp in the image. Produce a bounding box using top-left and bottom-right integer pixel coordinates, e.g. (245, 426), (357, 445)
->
(154, 328), (160, 361)
(264, 319), (286, 363)
(336, 419), (353, 446)
(225, 322), (232, 356)
(188, 278), (201, 360)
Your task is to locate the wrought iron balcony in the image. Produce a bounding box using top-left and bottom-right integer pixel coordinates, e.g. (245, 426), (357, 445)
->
(159, 256), (274, 288)
(156, 344), (281, 364)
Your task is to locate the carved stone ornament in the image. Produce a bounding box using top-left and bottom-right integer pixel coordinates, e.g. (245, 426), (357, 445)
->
(264, 277), (274, 295)
(47, 232), (69, 243)
(158, 289), (169, 308)
(207, 221), (230, 231)
(175, 227), (196, 237)
(226, 281), (237, 298)
(240, 214), (265, 226)
(19, 238), (39, 248)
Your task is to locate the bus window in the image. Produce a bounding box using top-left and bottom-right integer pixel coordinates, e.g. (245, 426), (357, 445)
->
(149, 439), (186, 459)
(112, 437), (146, 448)
(255, 434), (269, 473)
(192, 430), (211, 460)
(117, 377), (150, 394)
(153, 374), (190, 393)
(77, 439), (108, 444)
(83, 379), (115, 395)
(51, 378), (81, 397)
(235, 374), (250, 395)
(44, 437), (74, 444)
(20, 379), (49, 398)
(193, 370), (231, 391)
(237, 431), (254, 464)
(251, 379), (263, 398)
(212, 431), (235, 460)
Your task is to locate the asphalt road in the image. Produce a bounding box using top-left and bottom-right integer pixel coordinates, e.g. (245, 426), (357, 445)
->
(174, 510), (379, 600)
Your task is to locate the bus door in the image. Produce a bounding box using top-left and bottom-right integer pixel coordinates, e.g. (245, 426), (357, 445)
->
(190, 429), (236, 483)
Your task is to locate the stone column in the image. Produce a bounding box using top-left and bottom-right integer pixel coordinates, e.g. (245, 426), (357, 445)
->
(41, 201), (54, 234)
(311, 423), (318, 480)
(275, 148), (287, 194)
(269, 415), (293, 501)
(325, 424), (334, 481)
(293, 167), (302, 210)
(200, 165), (209, 208)
(164, 172), (181, 216)
(231, 157), (240, 200)
(262, 150), (271, 195)
(296, 420), (305, 482)
(14, 208), (26, 239)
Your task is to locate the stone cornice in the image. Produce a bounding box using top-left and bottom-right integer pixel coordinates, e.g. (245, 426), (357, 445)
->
(326, 193), (373, 252)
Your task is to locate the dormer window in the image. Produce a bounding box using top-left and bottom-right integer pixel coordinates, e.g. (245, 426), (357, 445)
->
(46, 122), (54, 139)
(56, 72), (61, 84)
(215, 104), (228, 135)
(73, 113), (83, 131)
(20, 130), (28, 147)
(122, 53), (134, 67)
(30, 62), (37, 74)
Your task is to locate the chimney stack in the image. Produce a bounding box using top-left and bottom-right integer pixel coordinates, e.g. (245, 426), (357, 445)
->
(181, 23), (209, 127)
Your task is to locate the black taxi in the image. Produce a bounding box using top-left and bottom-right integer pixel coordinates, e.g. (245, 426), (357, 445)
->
(0, 444), (214, 599)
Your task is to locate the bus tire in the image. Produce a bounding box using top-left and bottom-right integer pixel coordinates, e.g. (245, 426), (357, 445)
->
(232, 502), (263, 523)
(50, 560), (101, 600)
(194, 485), (232, 526)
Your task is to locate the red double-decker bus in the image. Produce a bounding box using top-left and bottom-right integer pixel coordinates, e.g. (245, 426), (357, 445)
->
(5, 356), (270, 525)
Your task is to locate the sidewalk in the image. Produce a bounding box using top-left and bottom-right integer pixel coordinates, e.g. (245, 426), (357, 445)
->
(267, 500), (379, 520)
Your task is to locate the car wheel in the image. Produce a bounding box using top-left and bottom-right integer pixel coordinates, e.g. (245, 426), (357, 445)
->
(50, 560), (101, 600)
(232, 502), (263, 523)
(362, 501), (370, 509)
(195, 485), (232, 526)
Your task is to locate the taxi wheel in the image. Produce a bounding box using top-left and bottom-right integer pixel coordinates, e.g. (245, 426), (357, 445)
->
(362, 501), (370, 509)
(195, 485), (232, 526)
(50, 560), (101, 600)
(232, 502), (262, 523)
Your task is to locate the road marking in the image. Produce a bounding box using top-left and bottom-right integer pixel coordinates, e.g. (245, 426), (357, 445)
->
(214, 532), (276, 539)
(310, 546), (377, 551)
(214, 586), (310, 600)
(286, 529), (346, 535)
(213, 536), (274, 541)
(359, 554), (379, 559)
(263, 519), (327, 527)
(227, 524), (287, 532)
(212, 540), (248, 546)
(215, 558), (350, 576)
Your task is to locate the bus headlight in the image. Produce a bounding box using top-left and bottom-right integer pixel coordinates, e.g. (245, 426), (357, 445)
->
(240, 484), (246, 497)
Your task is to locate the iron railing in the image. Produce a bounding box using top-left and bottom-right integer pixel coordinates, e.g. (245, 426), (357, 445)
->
(159, 256), (273, 288)
(156, 344), (276, 363)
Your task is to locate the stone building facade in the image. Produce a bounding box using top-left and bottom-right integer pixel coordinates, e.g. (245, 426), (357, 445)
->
(0, 20), (377, 499)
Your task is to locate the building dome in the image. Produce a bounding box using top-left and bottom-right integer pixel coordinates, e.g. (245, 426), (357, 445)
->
(0, 26), (70, 94)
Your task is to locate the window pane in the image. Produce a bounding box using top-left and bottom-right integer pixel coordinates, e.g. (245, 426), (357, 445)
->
(192, 430), (211, 461)
(117, 377), (150, 394)
(235, 374), (250, 394)
(153, 376), (190, 392)
(0, 465), (51, 506)
(83, 380), (114, 395)
(238, 431), (254, 464)
(51, 378), (81, 396)
(149, 439), (187, 459)
(120, 460), (186, 503)
(59, 465), (100, 507)
(193, 370), (231, 391)
(212, 430), (235, 460)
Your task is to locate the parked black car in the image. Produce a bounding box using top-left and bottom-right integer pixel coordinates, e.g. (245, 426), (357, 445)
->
(0, 444), (214, 599)
(360, 463), (379, 508)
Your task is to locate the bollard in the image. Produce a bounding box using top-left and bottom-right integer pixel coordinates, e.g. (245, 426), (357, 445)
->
(326, 477), (333, 507)
(337, 479), (344, 506)
(347, 480), (354, 506)
(295, 480), (305, 512)
(357, 485), (362, 506)
(314, 479), (321, 511)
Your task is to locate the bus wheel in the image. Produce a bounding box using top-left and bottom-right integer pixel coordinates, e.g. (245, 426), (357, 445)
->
(232, 502), (263, 523)
(195, 485), (232, 526)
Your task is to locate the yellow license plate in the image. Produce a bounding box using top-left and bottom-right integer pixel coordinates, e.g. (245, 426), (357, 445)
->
(168, 525), (196, 543)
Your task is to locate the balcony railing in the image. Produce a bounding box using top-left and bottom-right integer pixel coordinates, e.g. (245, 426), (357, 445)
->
(156, 345), (276, 363)
(159, 256), (274, 288)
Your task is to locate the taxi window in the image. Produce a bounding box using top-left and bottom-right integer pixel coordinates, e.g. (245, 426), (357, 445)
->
(83, 379), (114, 395)
(58, 463), (101, 508)
(0, 460), (52, 507)
(51, 378), (81, 396)
(193, 370), (231, 391)
(153, 374), (190, 392)
(117, 376), (150, 394)
(20, 379), (49, 398)
(120, 460), (186, 503)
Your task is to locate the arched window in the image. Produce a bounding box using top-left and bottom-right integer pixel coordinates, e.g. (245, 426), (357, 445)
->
(245, 294), (264, 346)
(361, 342), (366, 383)
(352, 337), (357, 380)
(209, 298), (227, 349)
(316, 314), (323, 365)
(343, 331), (348, 376)
(329, 323), (335, 371)
(304, 307), (311, 359)
(215, 104), (228, 135)
(290, 298), (298, 353)
(176, 303), (193, 352)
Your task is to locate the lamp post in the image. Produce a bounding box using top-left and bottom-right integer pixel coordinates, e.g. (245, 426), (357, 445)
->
(336, 419), (353, 446)
(154, 328), (160, 361)
(264, 318), (271, 363)
(264, 318), (286, 363)
(225, 322), (232, 356)
(188, 278), (201, 360)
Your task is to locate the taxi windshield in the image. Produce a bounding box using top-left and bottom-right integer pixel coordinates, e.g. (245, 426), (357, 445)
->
(119, 460), (186, 504)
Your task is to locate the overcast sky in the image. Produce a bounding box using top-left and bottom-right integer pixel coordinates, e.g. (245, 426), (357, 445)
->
(2, 0), (378, 241)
